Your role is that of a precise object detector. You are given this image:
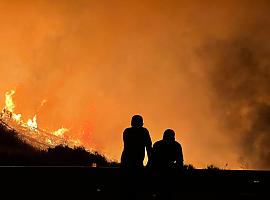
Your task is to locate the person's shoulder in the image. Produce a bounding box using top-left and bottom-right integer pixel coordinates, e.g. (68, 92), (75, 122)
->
(123, 127), (132, 134)
(141, 127), (148, 131)
(174, 141), (182, 148)
(141, 127), (150, 133)
(124, 127), (132, 131)
(153, 140), (163, 147)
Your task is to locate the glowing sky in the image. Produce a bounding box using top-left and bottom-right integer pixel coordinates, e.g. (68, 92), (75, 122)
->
(0, 0), (270, 169)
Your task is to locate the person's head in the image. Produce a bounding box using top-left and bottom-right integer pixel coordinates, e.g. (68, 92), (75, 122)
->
(163, 129), (175, 142)
(131, 115), (143, 128)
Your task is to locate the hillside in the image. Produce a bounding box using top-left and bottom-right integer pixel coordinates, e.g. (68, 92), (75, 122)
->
(0, 122), (117, 167)
(0, 122), (269, 199)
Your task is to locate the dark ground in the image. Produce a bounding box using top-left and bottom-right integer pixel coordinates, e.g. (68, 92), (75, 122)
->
(0, 123), (269, 199)
(0, 167), (269, 200)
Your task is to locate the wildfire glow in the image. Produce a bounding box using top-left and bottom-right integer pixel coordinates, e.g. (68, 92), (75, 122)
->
(40, 99), (47, 107)
(12, 113), (22, 122)
(70, 138), (82, 146)
(27, 115), (37, 129)
(5, 90), (16, 112)
(52, 127), (69, 137)
(0, 89), (81, 150)
(46, 138), (53, 145)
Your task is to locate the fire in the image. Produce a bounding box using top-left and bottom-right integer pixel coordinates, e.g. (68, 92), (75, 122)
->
(70, 138), (82, 146)
(27, 115), (37, 129)
(5, 90), (16, 112)
(0, 89), (80, 150)
(2, 90), (23, 123)
(46, 138), (53, 145)
(52, 127), (69, 137)
(12, 113), (21, 122)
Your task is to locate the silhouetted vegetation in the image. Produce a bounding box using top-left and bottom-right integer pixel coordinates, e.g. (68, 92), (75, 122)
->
(183, 163), (196, 170)
(0, 123), (43, 165)
(0, 122), (114, 166)
(44, 145), (109, 166)
(0, 123), (227, 168)
(206, 164), (221, 170)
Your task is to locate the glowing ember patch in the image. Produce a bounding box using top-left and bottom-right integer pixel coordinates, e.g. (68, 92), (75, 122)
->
(5, 90), (16, 112)
(52, 127), (69, 137)
(46, 138), (53, 145)
(27, 115), (37, 129)
(12, 113), (21, 122)
(67, 138), (82, 148)
(0, 89), (80, 150)
(71, 139), (81, 146)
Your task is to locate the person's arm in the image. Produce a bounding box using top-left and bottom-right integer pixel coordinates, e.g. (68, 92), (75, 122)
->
(120, 129), (128, 166)
(145, 129), (153, 160)
(176, 143), (184, 168)
(123, 129), (128, 149)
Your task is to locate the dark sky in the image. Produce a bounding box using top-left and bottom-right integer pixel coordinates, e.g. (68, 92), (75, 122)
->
(0, 0), (269, 169)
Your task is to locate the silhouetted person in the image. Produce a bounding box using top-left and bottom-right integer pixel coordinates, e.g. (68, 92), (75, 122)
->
(120, 115), (152, 168)
(151, 129), (183, 169)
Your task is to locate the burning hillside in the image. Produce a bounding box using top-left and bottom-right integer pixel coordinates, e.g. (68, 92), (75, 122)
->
(0, 89), (81, 150)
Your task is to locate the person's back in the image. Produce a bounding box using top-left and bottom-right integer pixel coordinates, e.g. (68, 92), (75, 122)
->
(121, 115), (152, 168)
(151, 129), (183, 169)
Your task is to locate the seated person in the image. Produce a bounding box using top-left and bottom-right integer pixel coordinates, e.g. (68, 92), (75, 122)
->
(150, 129), (183, 169)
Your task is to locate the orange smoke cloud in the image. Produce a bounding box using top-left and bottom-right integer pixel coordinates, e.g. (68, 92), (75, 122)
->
(0, 0), (270, 169)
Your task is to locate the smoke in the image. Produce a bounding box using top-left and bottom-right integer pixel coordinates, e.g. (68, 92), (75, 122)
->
(198, 28), (270, 169)
(0, 0), (270, 169)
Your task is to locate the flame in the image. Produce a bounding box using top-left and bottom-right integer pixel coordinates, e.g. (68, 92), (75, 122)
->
(5, 90), (15, 112)
(0, 89), (75, 150)
(46, 138), (53, 145)
(69, 138), (82, 147)
(52, 127), (69, 137)
(12, 113), (22, 122)
(72, 139), (81, 146)
(27, 115), (37, 129)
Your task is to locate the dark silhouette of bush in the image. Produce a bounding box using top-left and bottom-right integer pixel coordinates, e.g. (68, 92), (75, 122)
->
(0, 122), (115, 166)
(0, 123), (44, 165)
(107, 160), (121, 167)
(206, 164), (221, 170)
(45, 145), (111, 166)
(0, 122), (222, 169)
(183, 163), (196, 170)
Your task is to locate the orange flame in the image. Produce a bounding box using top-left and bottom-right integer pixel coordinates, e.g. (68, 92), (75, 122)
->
(5, 90), (16, 112)
(52, 127), (69, 137)
(0, 89), (75, 149)
(27, 115), (37, 129)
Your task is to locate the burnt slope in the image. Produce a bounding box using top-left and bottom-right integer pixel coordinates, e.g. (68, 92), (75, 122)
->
(0, 122), (116, 166)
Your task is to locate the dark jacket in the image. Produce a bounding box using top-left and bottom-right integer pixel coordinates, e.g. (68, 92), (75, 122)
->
(121, 127), (152, 168)
(151, 139), (183, 169)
